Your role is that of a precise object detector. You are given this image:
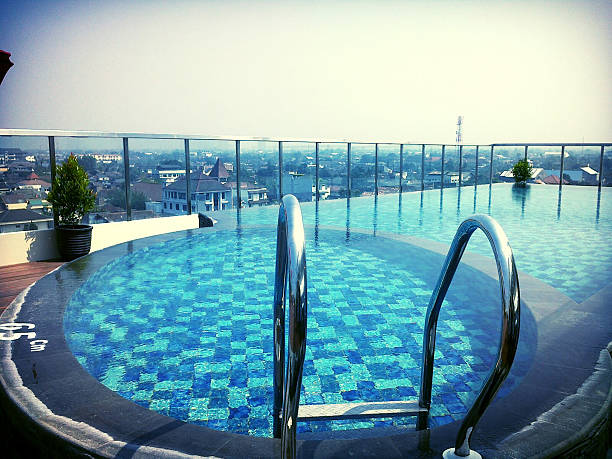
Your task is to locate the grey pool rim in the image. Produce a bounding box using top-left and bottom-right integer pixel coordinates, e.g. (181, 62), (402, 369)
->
(0, 225), (610, 458)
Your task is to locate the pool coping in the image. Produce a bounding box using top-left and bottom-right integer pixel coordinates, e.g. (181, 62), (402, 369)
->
(1, 223), (611, 458)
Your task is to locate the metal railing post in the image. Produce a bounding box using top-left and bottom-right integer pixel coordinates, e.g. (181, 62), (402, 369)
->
(347, 143), (352, 197)
(458, 145), (463, 188)
(399, 144), (404, 192)
(475, 145), (479, 186)
(235, 140), (241, 209)
(599, 145), (604, 190)
(524, 145), (528, 162)
(440, 145), (445, 190)
(315, 142), (320, 201)
(375, 143), (379, 195)
(489, 145), (494, 185)
(184, 139), (192, 214)
(421, 144), (425, 191)
(279, 141), (283, 201)
(559, 145), (566, 191)
(48, 136), (58, 227)
(122, 137), (132, 221)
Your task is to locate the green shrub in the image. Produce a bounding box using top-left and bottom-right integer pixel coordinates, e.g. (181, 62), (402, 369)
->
(511, 159), (533, 184)
(47, 154), (96, 226)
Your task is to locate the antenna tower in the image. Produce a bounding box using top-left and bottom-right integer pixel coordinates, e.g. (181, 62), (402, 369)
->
(456, 115), (463, 145)
(455, 116), (463, 162)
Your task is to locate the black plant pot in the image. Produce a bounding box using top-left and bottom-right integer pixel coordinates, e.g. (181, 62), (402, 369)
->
(55, 225), (93, 261)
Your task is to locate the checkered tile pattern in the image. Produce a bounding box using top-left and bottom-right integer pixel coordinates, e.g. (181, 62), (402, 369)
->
(235, 185), (612, 302)
(65, 228), (536, 437)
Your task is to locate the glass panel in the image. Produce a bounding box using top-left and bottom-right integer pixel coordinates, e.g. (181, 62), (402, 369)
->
(528, 146), (561, 186)
(460, 146), (477, 186)
(476, 146), (491, 185)
(401, 144), (422, 191)
(494, 146), (526, 184)
(282, 142), (315, 202)
(240, 141), (278, 207)
(351, 144), (375, 196)
(54, 137), (131, 223)
(378, 144), (400, 193)
(318, 143), (346, 200)
(424, 145), (442, 189)
(0, 135), (54, 232)
(125, 137), (184, 219)
(562, 146), (603, 186)
(188, 140), (235, 210)
(443, 145), (459, 188)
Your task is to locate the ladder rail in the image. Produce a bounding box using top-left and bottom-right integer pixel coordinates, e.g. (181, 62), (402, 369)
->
(418, 214), (521, 457)
(273, 195), (308, 458)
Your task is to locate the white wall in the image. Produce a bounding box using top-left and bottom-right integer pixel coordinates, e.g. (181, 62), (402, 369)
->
(0, 214), (200, 267)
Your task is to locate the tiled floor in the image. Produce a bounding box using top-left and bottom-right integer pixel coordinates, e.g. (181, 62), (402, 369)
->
(0, 261), (63, 312)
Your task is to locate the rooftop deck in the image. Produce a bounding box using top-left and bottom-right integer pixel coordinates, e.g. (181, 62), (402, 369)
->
(0, 261), (63, 312)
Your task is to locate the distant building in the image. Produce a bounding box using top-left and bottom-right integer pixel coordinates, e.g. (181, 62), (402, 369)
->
(542, 166), (598, 185)
(499, 167), (545, 183)
(0, 209), (53, 233)
(0, 148), (26, 164)
(208, 158), (229, 183)
(541, 175), (569, 185)
(162, 172), (231, 214)
(580, 165), (599, 185)
(17, 172), (51, 192)
(132, 182), (162, 202)
(284, 172), (312, 202)
(424, 171), (460, 187)
(227, 182), (269, 207)
(76, 153), (122, 163)
(154, 160), (191, 184)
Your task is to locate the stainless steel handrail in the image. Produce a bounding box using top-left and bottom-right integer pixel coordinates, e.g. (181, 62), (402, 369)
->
(273, 195), (308, 459)
(418, 214), (520, 457)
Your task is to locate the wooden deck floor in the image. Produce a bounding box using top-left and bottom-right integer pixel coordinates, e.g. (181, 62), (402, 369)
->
(0, 261), (64, 313)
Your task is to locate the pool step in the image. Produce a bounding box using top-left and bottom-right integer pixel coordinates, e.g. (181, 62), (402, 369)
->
(297, 400), (426, 421)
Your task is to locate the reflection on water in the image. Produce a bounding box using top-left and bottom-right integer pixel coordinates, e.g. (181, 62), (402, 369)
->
(345, 198), (351, 242)
(373, 195), (378, 236)
(419, 191), (424, 227)
(511, 185), (531, 219)
(596, 189), (601, 225)
(314, 201), (320, 247)
(397, 192), (403, 233)
(456, 187), (461, 218)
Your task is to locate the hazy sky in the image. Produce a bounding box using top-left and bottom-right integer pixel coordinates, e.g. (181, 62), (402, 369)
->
(1, 0), (611, 144)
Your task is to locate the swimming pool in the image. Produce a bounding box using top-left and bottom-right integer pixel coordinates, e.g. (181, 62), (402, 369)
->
(229, 184), (611, 303)
(4, 184), (610, 458)
(64, 224), (537, 438)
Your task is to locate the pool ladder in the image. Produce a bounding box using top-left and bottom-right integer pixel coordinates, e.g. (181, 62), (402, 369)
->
(273, 195), (521, 459)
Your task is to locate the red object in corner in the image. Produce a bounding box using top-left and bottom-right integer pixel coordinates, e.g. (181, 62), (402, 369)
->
(0, 50), (14, 86)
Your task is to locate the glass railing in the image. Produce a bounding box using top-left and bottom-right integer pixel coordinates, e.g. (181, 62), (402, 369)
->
(0, 129), (609, 234)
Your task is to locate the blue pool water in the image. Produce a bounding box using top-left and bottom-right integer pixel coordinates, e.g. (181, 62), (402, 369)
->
(64, 226), (538, 437)
(231, 184), (612, 303)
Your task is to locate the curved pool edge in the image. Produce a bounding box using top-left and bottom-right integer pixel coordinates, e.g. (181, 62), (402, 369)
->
(1, 226), (611, 458)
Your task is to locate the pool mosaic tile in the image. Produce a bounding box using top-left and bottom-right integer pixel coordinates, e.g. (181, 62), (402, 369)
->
(64, 228), (537, 437)
(229, 185), (612, 302)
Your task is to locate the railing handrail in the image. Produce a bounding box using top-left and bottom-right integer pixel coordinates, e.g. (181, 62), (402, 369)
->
(273, 195), (308, 459)
(418, 214), (520, 457)
(3, 128), (610, 146)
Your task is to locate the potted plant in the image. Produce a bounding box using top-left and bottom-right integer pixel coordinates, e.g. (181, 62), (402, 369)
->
(511, 159), (533, 187)
(47, 154), (97, 261)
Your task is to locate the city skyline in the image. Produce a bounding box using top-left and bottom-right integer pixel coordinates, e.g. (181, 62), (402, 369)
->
(1, 0), (611, 144)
